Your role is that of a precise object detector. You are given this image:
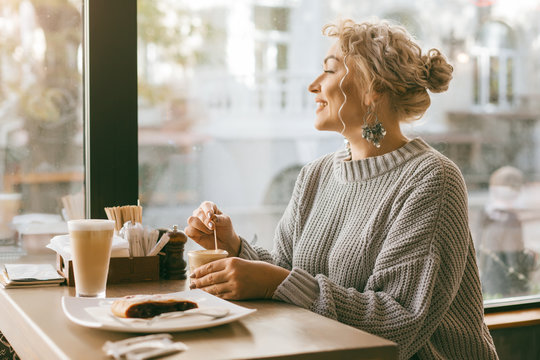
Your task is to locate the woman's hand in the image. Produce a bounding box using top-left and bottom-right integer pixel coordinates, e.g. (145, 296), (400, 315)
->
(184, 201), (241, 257)
(189, 257), (290, 300)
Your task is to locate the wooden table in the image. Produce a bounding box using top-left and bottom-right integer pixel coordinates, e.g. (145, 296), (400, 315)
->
(0, 264), (397, 359)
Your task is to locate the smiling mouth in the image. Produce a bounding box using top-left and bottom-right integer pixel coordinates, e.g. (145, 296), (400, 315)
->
(316, 101), (328, 112)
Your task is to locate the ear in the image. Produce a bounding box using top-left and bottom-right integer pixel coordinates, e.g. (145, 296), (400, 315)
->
(363, 91), (380, 107)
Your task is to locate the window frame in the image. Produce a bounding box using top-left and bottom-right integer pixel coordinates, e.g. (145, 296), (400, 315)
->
(84, 0), (139, 218)
(472, 47), (516, 109)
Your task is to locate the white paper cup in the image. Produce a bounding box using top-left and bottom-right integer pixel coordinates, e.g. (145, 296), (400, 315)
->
(68, 219), (115, 298)
(187, 249), (228, 275)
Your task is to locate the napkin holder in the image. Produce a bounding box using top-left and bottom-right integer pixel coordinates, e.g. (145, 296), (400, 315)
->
(56, 254), (159, 286)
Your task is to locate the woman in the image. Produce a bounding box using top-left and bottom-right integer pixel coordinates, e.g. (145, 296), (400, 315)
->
(185, 19), (498, 359)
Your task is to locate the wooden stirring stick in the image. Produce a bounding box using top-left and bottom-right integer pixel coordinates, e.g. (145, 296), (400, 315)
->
(214, 226), (218, 251)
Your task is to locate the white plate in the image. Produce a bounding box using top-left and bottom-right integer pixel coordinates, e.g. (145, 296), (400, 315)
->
(62, 289), (256, 333)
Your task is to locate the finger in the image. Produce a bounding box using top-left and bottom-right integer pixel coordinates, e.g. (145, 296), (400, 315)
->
(184, 225), (209, 243)
(219, 291), (239, 300)
(193, 205), (217, 230)
(200, 201), (218, 219)
(212, 214), (231, 228)
(200, 283), (232, 297)
(191, 258), (228, 279)
(189, 269), (228, 289)
(186, 216), (213, 235)
(183, 225), (197, 240)
(191, 207), (215, 230)
(191, 206), (204, 217)
(200, 202), (223, 226)
(191, 207), (207, 221)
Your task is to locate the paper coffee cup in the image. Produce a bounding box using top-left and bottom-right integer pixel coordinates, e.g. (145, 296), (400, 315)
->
(187, 249), (228, 274)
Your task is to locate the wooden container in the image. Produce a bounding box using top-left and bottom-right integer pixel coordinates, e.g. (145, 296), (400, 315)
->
(56, 254), (159, 287)
(160, 225), (187, 280)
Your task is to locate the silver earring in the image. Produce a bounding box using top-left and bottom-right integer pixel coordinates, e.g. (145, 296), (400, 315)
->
(362, 109), (386, 148)
(344, 138), (351, 159)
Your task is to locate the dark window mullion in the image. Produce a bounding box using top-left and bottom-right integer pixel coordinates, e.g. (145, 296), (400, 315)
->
(84, 0), (138, 218)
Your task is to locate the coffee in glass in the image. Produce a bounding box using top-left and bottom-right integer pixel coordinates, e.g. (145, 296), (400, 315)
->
(68, 219), (115, 298)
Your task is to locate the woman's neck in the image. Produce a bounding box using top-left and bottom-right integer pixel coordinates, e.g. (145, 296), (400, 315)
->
(347, 121), (408, 160)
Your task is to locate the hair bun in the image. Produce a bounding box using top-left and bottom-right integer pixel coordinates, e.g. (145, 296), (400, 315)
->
(422, 49), (453, 93)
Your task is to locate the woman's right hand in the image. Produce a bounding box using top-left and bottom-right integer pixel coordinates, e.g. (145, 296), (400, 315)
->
(184, 201), (241, 257)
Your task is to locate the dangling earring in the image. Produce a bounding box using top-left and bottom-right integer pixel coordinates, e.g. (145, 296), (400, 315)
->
(362, 108), (386, 148)
(344, 138), (351, 159)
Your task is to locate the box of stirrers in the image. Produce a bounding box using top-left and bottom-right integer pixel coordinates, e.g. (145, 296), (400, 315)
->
(57, 254), (160, 287)
(57, 204), (168, 286)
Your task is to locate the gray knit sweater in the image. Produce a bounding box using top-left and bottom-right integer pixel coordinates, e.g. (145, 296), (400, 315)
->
(239, 138), (498, 360)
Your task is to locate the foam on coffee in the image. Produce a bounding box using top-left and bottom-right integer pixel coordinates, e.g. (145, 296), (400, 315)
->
(68, 219), (115, 231)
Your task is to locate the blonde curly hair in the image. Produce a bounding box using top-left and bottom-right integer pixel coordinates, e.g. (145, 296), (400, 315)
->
(323, 19), (453, 121)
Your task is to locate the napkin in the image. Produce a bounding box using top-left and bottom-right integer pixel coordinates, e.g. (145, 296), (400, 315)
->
(46, 234), (130, 261)
(4, 263), (64, 281)
(1, 264), (65, 288)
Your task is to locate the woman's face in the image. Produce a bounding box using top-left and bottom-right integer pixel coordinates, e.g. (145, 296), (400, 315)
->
(308, 42), (365, 134)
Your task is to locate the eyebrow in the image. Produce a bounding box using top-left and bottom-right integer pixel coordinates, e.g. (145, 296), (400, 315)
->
(323, 55), (339, 65)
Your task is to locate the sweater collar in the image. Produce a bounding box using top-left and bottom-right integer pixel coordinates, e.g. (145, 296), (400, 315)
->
(333, 138), (431, 182)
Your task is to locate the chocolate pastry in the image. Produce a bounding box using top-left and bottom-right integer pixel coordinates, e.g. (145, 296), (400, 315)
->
(111, 294), (198, 318)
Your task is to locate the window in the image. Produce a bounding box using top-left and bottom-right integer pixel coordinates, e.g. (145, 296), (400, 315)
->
(472, 20), (517, 109)
(1, 0), (539, 311)
(135, 0), (540, 309)
(0, 0), (83, 258)
(0, 0), (137, 258)
(254, 5), (290, 32)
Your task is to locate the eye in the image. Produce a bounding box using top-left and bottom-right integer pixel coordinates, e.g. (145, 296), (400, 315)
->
(324, 69), (335, 74)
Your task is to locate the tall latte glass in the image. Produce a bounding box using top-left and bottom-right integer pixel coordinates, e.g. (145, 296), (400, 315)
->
(68, 219), (115, 298)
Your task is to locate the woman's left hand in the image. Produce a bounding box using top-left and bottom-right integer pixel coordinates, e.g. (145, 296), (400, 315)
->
(189, 257), (290, 300)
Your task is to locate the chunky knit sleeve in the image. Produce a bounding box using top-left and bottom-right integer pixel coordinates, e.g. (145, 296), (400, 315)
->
(273, 157), (473, 360)
(237, 166), (307, 268)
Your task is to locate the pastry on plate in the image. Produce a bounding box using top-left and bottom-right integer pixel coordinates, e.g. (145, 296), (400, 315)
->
(111, 294), (198, 318)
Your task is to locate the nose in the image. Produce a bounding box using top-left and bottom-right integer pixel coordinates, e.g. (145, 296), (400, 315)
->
(308, 78), (320, 93)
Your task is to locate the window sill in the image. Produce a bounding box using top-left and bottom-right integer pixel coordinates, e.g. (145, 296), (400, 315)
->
(484, 308), (540, 330)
